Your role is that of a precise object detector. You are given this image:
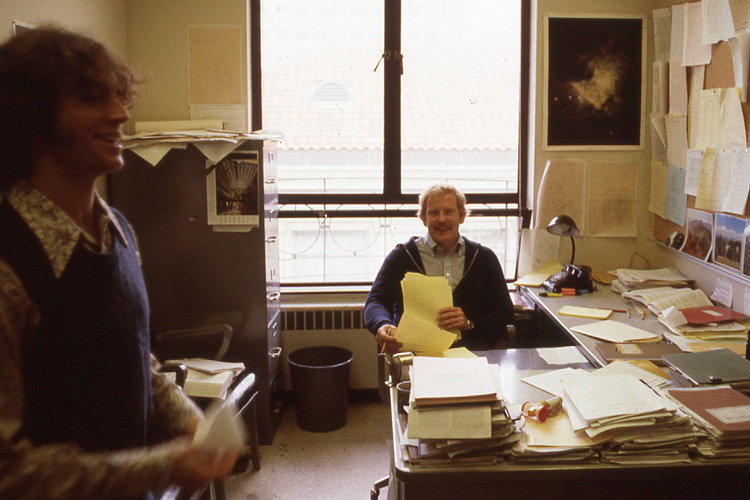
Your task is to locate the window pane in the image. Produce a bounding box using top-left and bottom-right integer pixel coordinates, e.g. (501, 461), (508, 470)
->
(279, 215), (519, 283)
(261, 1), (384, 194)
(401, 1), (521, 194)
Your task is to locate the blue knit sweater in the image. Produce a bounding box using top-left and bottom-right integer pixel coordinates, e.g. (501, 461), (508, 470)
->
(364, 236), (514, 350)
(0, 200), (152, 454)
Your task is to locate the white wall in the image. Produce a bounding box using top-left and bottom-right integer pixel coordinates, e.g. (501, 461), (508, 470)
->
(124, 0), (248, 129)
(531, 0), (655, 273)
(0, 0), (127, 57)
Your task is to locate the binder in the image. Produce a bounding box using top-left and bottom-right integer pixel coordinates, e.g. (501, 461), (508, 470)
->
(595, 342), (682, 366)
(662, 348), (750, 386)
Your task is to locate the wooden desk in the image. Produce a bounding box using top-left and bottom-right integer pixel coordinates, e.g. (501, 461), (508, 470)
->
(388, 349), (750, 500)
(519, 285), (672, 367)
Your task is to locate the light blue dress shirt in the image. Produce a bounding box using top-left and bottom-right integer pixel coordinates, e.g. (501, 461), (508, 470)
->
(416, 234), (465, 290)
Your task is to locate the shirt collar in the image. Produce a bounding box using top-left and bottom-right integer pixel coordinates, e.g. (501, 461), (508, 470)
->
(421, 233), (464, 256)
(7, 182), (128, 278)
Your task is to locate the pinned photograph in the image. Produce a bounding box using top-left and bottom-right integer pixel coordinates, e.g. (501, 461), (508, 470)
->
(713, 213), (747, 271)
(742, 225), (750, 277)
(681, 209), (713, 261)
(206, 151), (260, 227)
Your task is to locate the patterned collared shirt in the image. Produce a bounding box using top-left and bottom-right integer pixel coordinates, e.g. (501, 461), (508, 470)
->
(0, 182), (202, 500)
(416, 233), (466, 290)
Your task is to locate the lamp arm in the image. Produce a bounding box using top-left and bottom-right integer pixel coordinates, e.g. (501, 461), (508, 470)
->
(569, 236), (576, 265)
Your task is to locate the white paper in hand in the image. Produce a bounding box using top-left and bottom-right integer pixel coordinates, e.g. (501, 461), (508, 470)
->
(193, 400), (247, 454)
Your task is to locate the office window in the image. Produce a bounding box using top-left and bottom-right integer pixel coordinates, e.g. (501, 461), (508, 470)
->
(256, 0), (530, 284)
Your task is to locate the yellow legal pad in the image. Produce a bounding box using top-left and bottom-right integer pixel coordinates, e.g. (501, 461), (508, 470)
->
(557, 305), (612, 320)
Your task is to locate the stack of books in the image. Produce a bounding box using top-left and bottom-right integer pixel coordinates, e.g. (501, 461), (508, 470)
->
(167, 358), (245, 399)
(667, 386), (750, 461)
(398, 357), (519, 468)
(611, 267), (692, 294)
(563, 375), (697, 465)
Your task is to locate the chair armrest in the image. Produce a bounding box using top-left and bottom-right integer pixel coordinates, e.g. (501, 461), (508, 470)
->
(159, 362), (188, 388)
(225, 371), (258, 410)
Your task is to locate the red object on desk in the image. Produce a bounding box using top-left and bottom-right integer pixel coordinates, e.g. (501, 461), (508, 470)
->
(680, 305), (747, 325)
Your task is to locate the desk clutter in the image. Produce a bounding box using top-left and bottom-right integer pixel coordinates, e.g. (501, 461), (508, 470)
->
(395, 350), (750, 469)
(610, 267), (750, 354)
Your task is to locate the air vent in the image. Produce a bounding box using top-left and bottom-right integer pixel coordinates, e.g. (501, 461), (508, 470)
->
(311, 81), (352, 108)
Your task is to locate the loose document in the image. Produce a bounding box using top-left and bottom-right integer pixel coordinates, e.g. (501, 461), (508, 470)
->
(395, 273), (457, 355)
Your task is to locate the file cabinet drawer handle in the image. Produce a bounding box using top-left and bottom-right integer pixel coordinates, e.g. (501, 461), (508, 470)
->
(269, 347), (282, 359)
(267, 291), (281, 302)
(266, 235), (278, 243)
(265, 178), (277, 184)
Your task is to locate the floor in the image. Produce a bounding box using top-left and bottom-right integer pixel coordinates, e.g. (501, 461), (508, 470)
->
(226, 393), (392, 500)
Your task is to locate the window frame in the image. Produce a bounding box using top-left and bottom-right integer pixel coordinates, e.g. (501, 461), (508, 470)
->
(250, 0), (532, 283)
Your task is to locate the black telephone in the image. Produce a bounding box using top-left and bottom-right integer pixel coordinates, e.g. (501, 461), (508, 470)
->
(543, 264), (593, 293)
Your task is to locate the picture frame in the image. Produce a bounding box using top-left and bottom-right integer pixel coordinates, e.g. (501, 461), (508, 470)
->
(206, 151), (260, 227)
(713, 213), (747, 271)
(543, 14), (646, 151)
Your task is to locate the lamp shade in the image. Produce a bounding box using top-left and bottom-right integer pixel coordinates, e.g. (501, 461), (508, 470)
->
(546, 215), (580, 238)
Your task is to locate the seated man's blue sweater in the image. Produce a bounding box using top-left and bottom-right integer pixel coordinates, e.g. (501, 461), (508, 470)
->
(364, 236), (514, 350)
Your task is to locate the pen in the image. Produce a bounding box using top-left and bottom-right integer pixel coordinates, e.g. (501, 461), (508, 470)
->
(539, 292), (563, 297)
(596, 307), (630, 315)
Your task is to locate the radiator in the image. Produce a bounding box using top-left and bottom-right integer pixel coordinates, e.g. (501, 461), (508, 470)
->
(279, 305), (379, 390)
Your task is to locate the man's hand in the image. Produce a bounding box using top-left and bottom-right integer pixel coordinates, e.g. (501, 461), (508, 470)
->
(169, 437), (238, 492)
(437, 306), (471, 332)
(376, 324), (402, 355)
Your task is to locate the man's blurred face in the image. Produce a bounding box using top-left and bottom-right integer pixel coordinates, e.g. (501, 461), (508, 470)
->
(423, 193), (465, 253)
(46, 72), (130, 181)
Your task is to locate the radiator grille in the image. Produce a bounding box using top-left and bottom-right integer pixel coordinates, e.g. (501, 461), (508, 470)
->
(281, 308), (365, 331)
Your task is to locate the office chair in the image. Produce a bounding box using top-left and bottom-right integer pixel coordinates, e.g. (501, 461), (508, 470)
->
(154, 324), (261, 500)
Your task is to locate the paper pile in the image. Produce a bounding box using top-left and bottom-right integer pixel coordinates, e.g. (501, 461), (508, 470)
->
(667, 386), (750, 461)
(515, 363), (689, 465)
(399, 357), (519, 467)
(563, 375), (697, 465)
(611, 267), (692, 294)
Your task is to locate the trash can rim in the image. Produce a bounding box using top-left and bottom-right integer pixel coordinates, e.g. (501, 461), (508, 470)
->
(287, 346), (354, 370)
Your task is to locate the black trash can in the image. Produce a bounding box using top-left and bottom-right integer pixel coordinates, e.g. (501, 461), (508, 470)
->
(287, 346), (353, 432)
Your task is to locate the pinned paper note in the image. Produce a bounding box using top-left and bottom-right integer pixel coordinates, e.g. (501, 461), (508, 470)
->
(711, 277), (734, 308)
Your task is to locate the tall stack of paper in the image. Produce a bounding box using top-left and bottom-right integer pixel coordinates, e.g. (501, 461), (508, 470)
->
(400, 357), (519, 467)
(562, 375), (697, 465)
(667, 386), (750, 461)
(612, 267), (692, 294)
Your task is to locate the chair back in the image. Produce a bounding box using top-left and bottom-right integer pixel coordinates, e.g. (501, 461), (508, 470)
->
(153, 324), (233, 361)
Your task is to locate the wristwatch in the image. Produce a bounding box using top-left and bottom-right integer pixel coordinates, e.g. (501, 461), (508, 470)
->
(466, 320), (475, 330)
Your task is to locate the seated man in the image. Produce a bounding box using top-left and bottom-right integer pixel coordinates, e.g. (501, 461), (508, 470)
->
(364, 184), (514, 353)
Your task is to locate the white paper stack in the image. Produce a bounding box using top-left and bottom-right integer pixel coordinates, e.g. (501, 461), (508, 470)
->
(400, 358), (519, 468)
(612, 267), (692, 294)
(562, 375), (698, 465)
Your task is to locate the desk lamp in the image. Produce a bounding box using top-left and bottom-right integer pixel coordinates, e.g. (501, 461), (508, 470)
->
(546, 215), (580, 264)
(543, 215), (593, 293)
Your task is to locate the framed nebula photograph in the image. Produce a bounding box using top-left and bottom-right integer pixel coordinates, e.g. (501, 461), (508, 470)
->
(544, 14), (646, 150)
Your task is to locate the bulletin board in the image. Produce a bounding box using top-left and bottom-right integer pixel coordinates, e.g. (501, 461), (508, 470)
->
(649, 1), (750, 280)
(652, 41), (750, 243)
